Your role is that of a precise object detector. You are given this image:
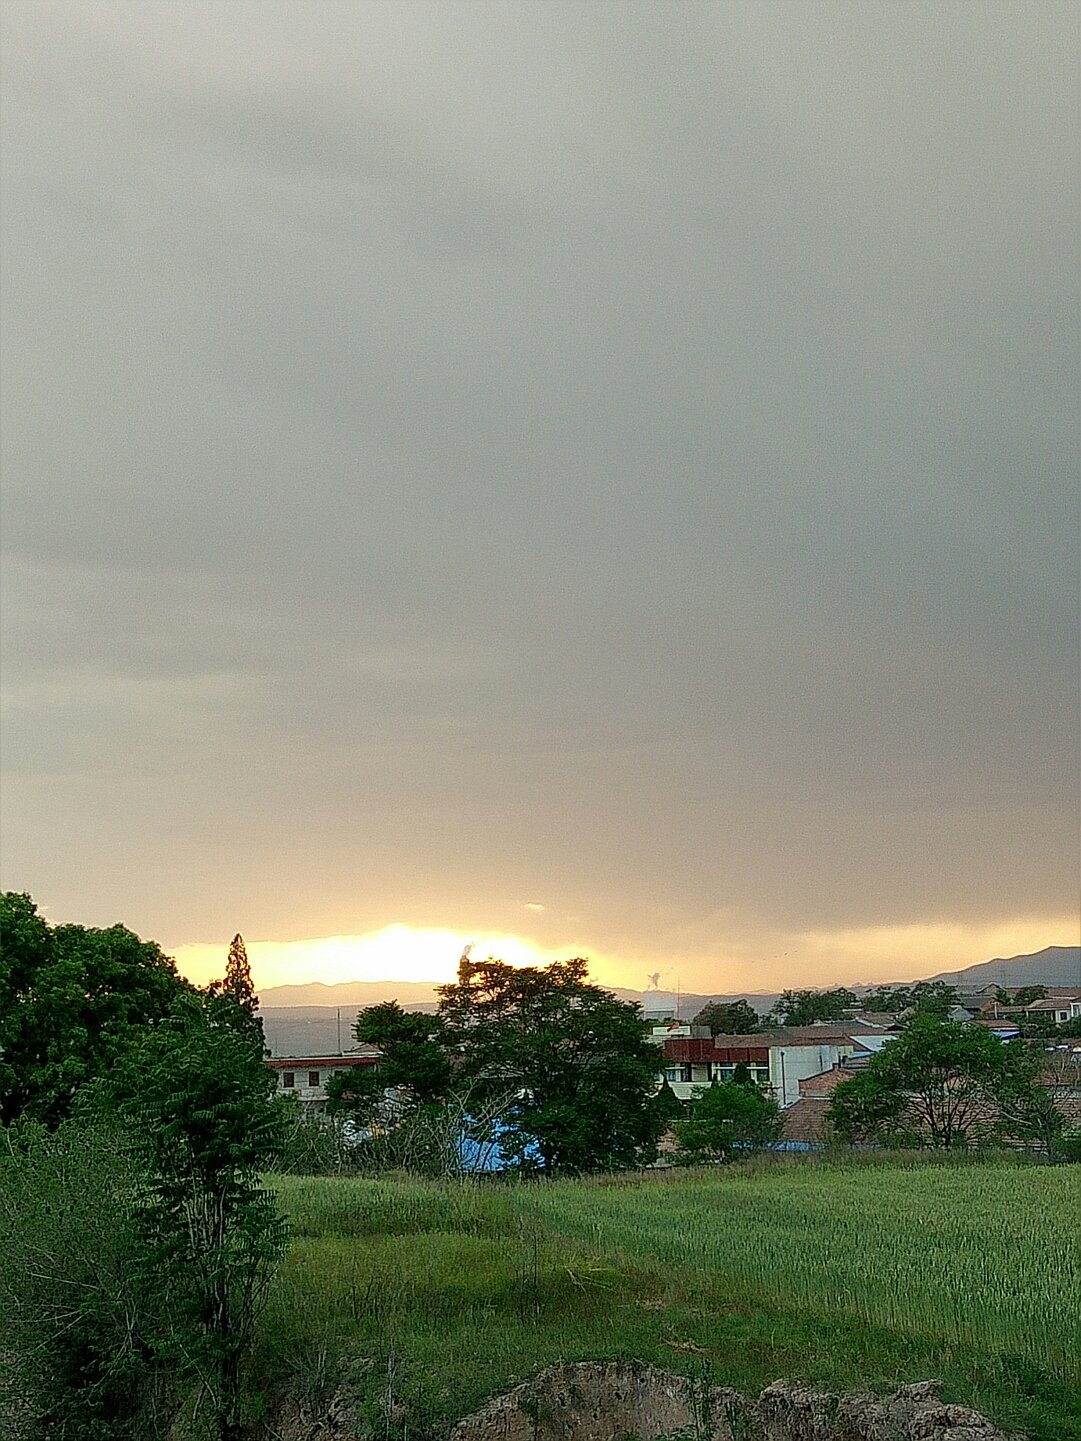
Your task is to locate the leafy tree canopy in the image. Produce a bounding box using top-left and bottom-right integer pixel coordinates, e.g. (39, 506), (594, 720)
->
(691, 999), (762, 1034)
(857, 981), (959, 1018)
(344, 957), (666, 1173)
(994, 985), (1047, 1008)
(771, 987), (857, 1028)
(205, 933), (267, 1063)
(0, 891), (192, 1126)
(326, 1000), (453, 1119)
(674, 1078), (782, 1161)
(827, 1015), (1051, 1152)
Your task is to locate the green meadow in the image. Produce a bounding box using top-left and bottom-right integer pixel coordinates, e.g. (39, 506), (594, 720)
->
(257, 1156), (1081, 1440)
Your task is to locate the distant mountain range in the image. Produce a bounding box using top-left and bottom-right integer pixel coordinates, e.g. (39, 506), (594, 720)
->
(258, 946), (1079, 1010)
(920, 945), (1080, 990)
(257, 945), (1079, 1058)
(257, 977), (777, 1013)
(259, 980), (447, 1008)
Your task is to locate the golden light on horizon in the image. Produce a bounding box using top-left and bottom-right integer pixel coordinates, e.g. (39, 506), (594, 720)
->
(168, 913), (1078, 996)
(171, 925), (621, 992)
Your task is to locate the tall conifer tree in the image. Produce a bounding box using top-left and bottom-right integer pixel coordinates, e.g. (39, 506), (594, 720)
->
(223, 934), (257, 1015)
(208, 933), (266, 1060)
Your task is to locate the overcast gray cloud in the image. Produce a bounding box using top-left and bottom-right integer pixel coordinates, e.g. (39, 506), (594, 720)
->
(1, 1), (1077, 980)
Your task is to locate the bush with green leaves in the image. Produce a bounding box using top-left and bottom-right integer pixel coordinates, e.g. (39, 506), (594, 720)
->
(0, 1116), (165, 1441)
(673, 1076), (782, 1161)
(0, 902), (290, 1440)
(274, 1097), (364, 1175)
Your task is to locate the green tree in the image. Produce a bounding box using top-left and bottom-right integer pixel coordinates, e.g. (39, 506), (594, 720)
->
(652, 1078), (685, 1128)
(117, 992), (287, 1441)
(827, 1016), (1047, 1151)
(858, 981), (959, 1017)
(691, 999), (762, 1034)
(223, 933), (256, 1010)
(1012, 985), (1048, 1006)
(994, 1048), (1077, 1160)
(206, 932), (267, 1063)
(326, 1000), (452, 1121)
(0, 892), (191, 1126)
(436, 957), (665, 1172)
(855, 986), (902, 1014)
(771, 987), (857, 1027)
(994, 985), (1046, 1010)
(349, 959), (665, 1172)
(674, 1078), (782, 1162)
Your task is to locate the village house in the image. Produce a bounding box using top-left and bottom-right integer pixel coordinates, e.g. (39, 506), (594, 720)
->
(265, 1050), (380, 1111)
(654, 1023), (888, 1106)
(975, 987), (1081, 1023)
(1023, 990), (1081, 1025)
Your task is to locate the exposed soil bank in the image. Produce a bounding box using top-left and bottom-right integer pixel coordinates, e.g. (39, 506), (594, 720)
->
(448, 1362), (1017, 1441)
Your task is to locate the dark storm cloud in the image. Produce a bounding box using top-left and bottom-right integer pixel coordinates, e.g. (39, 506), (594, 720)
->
(2, 1), (1077, 958)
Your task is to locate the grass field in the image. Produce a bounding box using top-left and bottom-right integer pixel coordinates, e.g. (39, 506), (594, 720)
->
(256, 1155), (1081, 1440)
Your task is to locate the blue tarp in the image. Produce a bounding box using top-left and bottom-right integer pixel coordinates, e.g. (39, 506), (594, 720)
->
(456, 1118), (544, 1173)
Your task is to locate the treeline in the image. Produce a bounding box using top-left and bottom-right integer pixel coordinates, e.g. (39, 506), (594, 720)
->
(692, 982), (1081, 1040)
(691, 981), (965, 1033)
(0, 894), (286, 1441)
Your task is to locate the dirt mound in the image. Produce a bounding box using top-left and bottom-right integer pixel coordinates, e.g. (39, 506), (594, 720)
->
(448, 1362), (1018, 1441)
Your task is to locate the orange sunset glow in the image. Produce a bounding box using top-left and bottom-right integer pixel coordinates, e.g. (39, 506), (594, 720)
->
(170, 914), (1079, 996)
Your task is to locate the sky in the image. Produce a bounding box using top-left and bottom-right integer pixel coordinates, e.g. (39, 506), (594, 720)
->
(2, 2), (1078, 996)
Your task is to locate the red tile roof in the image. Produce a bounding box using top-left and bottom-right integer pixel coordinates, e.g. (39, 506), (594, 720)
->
(798, 1065), (854, 1098)
(266, 1051), (379, 1067)
(781, 1099), (832, 1145)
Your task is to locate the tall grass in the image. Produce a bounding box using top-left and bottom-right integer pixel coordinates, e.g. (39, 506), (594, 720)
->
(253, 1157), (1081, 1440)
(520, 1160), (1081, 1377)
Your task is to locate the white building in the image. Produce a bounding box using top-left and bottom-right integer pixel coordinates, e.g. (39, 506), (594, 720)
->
(265, 1050), (380, 1110)
(656, 1025), (888, 1106)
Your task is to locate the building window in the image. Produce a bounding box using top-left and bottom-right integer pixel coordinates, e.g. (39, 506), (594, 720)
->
(282, 1072), (295, 1089)
(308, 1070), (320, 1088)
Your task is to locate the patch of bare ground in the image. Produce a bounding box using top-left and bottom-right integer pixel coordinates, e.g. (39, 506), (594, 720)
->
(447, 1363), (1017, 1441)
(271, 1361), (1018, 1441)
